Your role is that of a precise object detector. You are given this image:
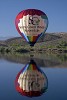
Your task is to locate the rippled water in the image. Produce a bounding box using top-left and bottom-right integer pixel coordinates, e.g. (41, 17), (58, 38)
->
(0, 53), (67, 100)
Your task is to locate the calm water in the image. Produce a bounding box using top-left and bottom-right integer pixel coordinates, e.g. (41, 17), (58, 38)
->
(0, 54), (67, 100)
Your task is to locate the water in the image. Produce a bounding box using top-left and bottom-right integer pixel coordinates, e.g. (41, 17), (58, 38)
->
(0, 53), (67, 100)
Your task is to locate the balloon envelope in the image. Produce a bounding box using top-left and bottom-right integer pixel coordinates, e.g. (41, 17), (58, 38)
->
(15, 9), (48, 46)
(15, 59), (48, 97)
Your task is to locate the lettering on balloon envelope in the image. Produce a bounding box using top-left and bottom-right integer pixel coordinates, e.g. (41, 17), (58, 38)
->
(18, 15), (47, 36)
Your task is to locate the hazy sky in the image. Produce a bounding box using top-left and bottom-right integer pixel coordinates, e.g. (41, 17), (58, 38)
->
(0, 0), (67, 37)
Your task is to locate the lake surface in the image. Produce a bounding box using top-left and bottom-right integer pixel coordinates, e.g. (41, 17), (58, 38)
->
(0, 53), (67, 100)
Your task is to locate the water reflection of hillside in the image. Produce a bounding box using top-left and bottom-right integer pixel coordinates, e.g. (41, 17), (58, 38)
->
(0, 53), (67, 67)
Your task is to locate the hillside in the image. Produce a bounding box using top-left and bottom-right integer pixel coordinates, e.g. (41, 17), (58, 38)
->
(0, 32), (67, 53)
(0, 32), (67, 45)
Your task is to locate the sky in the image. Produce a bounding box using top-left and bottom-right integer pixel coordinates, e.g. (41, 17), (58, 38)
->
(0, 0), (67, 37)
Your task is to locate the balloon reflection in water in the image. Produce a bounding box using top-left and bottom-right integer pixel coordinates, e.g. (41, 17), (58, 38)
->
(15, 59), (48, 97)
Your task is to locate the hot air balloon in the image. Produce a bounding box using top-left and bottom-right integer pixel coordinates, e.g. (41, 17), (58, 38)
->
(15, 59), (48, 97)
(15, 9), (48, 46)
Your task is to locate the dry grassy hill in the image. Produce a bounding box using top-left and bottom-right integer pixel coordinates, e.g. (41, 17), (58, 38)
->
(2, 32), (67, 45)
(0, 32), (67, 52)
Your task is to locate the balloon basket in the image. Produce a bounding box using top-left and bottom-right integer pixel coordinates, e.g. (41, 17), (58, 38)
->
(30, 47), (34, 52)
